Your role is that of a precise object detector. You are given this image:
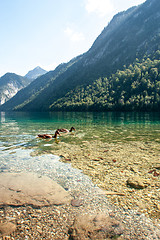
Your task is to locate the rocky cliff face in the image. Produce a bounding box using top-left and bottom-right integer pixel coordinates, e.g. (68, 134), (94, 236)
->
(83, 0), (160, 71)
(0, 66), (47, 105)
(0, 83), (22, 105)
(0, 73), (31, 105)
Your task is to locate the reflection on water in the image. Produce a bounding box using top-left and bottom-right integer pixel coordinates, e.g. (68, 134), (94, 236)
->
(0, 111), (160, 146)
(0, 111), (160, 172)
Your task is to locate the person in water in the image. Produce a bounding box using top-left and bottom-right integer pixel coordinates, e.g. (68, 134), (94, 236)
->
(57, 127), (76, 133)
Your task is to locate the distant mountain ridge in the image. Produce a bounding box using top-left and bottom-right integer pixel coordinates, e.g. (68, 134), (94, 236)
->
(25, 66), (47, 80)
(1, 0), (160, 111)
(0, 73), (31, 105)
(0, 66), (47, 105)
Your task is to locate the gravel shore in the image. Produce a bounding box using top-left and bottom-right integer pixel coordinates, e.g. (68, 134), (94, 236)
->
(0, 138), (160, 239)
(52, 139), (160, 224)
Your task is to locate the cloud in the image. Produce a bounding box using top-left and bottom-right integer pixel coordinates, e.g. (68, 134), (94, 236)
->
(64, 27), (85, 42)
(85, 0), (114, 17)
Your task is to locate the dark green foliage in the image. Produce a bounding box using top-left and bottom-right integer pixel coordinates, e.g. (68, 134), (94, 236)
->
(50, 52), (160, 111)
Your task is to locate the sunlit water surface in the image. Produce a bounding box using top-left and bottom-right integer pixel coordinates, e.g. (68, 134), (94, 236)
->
(0, 111), (160, 184)
(1, 111), (160, 239)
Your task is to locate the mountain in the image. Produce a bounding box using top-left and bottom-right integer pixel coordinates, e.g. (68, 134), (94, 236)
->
(25, 66), (47, 80)
(0, 73), (32, 105)
(1, 0), (160, 111)
(0, 67), (47, 105)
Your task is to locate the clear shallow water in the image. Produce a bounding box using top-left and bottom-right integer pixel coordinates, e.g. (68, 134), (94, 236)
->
(1, 111), (160, 239)
(0, 111), (160, 146)
(0, 111), (160, 176)
(0, 111), (160, 172)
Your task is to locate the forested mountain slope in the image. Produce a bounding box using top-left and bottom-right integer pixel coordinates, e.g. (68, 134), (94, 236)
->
(50, 52), (160, 111)
(1, 0), (160, 111)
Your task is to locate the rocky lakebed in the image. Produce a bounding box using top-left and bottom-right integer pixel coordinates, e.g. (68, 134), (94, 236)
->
(0, 136), (160, 239)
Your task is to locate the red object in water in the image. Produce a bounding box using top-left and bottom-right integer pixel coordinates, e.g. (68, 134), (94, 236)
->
(148, 169), (160, 177)
(112, 159), (116, 163)
(153, 171), (160, 177)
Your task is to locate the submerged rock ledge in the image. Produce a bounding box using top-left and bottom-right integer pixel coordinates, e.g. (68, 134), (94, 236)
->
(0, 172), (72, 207)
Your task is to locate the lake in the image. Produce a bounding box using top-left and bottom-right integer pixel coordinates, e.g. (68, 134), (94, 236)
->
(0, 111), (160, 239)
(1, 111), (160, 144)
(0, 111), (160, 173)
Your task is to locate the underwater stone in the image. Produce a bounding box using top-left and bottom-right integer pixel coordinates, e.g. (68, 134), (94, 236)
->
(68, 213), (124, 239)
(127, 175), (150, 189)
(0, 222), (17, 236)
(0, 172), (72, 207)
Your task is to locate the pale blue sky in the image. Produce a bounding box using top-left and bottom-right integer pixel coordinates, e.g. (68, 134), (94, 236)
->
(0, 0), (145, 77)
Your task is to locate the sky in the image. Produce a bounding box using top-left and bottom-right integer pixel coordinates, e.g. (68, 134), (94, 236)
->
(0, 0), (145, 77)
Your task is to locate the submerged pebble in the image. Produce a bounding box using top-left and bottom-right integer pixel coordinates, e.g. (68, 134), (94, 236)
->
(0, 123), (160, 239)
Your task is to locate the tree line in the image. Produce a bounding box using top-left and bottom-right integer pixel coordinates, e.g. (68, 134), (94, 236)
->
(50, 51), (160, 111)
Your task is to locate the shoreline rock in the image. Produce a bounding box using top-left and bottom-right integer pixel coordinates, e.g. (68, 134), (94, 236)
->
(0, 140), (159, 239)
(126, 175), (150, 189)
(68, 213), (124, 240)
(0, 172), (72, 207)
(0, 222), (17, 236)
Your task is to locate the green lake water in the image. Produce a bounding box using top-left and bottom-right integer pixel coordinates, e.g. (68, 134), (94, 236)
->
(0, 111), (160, 176)
(1, 111), (160, 145)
